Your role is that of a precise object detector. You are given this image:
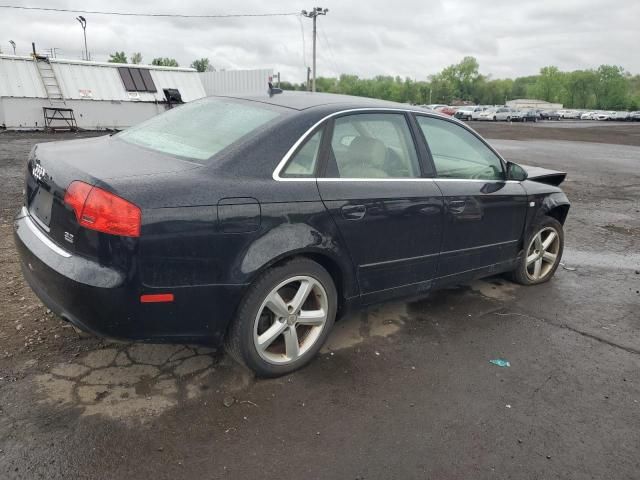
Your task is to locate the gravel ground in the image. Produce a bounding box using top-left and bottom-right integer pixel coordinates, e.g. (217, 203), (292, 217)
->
(0, 123), (638, 479)
(471, 120), (640, 146)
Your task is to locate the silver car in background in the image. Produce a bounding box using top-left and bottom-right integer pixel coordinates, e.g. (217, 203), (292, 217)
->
(612, 111), (630, 121)
(495, 107), (519, 121)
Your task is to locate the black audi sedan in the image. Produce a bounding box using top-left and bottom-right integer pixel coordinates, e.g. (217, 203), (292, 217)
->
(14, 92), (570, 376)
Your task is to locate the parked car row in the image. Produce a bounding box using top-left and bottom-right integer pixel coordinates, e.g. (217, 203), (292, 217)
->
(472, 107), (538, 122)
(420, 104), (640, 122)
(425, 105), (542, 122)
(576, 110), (640, 121)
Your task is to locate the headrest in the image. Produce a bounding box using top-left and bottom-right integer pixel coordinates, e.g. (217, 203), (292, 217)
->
(348, 136), (387, 168)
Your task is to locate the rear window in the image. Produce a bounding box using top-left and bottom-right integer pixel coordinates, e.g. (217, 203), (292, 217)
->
(118, 98), (282, 162)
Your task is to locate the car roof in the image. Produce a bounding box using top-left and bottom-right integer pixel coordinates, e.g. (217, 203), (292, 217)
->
(209, 90), (424, 112)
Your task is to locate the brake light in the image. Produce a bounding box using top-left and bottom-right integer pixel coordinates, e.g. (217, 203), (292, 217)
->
(64, 180), (141, 237)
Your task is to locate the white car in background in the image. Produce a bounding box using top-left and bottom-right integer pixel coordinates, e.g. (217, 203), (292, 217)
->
(595, 112), (612, 121)
(471, 107), (488, 120)
(477, 108), (498, 121)
(454, 106), (485, 121)
(613, 111), (631, 121)
(581, 111), (597, 120)
(563, 110), (582, 119)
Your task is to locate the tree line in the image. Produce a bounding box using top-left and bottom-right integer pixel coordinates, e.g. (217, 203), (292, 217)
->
(107, 51), (213, 72)
(281, 56), (640, 110)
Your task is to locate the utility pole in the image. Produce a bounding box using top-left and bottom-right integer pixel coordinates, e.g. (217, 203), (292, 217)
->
(306, 66), (311, 91)
(301, 7), (328, 92)
(76, 16), (88, 61)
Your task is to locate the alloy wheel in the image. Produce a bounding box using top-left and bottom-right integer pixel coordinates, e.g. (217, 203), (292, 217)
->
(525, 226), (561, 281)
(253, 275), (329, 365)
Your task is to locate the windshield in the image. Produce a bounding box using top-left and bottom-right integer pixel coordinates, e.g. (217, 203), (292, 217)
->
(118, 97), (282, 162)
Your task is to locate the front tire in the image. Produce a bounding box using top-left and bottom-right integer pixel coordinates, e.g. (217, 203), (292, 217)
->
(509, 216), (564, 285)
(225, 258), (337, 377)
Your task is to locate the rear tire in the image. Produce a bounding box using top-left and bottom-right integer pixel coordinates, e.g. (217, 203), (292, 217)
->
(509, 216), (564, 285)
(225, 258), (337, 377)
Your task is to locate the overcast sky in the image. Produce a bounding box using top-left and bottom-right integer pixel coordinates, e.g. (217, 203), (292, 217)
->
(1, 0), (638, 82)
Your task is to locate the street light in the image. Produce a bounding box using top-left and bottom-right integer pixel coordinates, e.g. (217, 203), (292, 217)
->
(301, 7), (329, 92)
(9, 40), (16, 55)
(76, 16), (88, 61)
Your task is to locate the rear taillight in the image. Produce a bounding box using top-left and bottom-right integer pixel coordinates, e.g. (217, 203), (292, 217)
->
(64, 180), (141, 237)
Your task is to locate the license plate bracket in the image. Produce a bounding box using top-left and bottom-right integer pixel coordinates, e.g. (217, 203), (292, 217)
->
(30, 188), (54, 227)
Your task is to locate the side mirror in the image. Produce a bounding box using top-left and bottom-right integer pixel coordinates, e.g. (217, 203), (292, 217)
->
(506, 161), (528, 181)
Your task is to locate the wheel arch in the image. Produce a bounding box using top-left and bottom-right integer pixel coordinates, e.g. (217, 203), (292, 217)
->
(519, 191), (570, 251)
(539, 191), (570, 225)
(545, 204), (570, 225)
(245, 248), (357, 317)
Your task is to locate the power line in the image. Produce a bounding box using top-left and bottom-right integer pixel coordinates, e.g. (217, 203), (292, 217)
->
(296, 14), (308, 70)
(0, 5), (300, 18)
(318, 24), (339, 77)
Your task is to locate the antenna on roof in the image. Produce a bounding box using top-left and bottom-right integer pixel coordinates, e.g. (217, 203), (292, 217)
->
(268, 82), (283, 97)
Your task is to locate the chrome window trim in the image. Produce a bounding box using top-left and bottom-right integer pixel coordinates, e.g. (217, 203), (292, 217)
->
(272, 107), (514, 183)
(274, 177), (520, 183)
(318, 178), (520, 183)
(22, 207), (72, 258)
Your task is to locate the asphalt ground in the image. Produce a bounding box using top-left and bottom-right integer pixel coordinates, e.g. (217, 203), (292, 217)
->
(0, 122), (639, 479)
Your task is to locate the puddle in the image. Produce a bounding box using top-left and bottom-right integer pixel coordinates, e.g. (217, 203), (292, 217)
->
(35, 344), (251, 420)
(562, 249), (640, 270)
(600, 224), (640, 237)
(469, 278), (519, 301)
(322, 302), (406, 352)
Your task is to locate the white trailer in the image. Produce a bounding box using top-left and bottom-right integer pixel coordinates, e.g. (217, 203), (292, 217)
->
(0, 55), (206, 130)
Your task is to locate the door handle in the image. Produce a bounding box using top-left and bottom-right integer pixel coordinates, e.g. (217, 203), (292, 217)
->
(341, 204), (366, 220)
(449, 200), (466, 214)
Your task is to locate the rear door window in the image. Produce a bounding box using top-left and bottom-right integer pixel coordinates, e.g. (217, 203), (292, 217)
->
(328, 113), (420, 178)
(282, 129), (323, 177)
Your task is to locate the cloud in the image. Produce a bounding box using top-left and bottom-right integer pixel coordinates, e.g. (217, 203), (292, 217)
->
(1, 0), (638, 82)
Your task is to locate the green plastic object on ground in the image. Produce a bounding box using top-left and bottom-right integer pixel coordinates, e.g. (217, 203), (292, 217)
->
(489, 358), (511, 367)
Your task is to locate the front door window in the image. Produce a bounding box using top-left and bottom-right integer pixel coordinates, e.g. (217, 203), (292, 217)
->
(416, 116), (504, 180)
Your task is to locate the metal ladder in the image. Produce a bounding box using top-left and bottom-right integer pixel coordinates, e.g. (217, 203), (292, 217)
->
(35, 59), (65, 105)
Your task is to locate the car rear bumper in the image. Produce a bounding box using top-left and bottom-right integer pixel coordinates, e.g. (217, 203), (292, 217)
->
(13, 208), (245, 345)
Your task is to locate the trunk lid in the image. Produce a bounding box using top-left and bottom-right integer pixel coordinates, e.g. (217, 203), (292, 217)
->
(25, 135), (199, 262)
